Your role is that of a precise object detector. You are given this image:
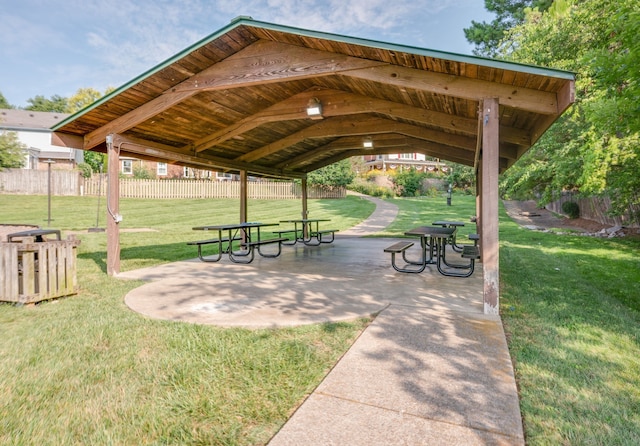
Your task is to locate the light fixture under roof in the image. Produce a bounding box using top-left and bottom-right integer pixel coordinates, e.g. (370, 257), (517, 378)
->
(363, 137), (374, 149)
(306, 97), (323, 119)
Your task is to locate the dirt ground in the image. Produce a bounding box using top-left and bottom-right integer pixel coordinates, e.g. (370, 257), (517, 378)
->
(0, 224), (41, 242)
(503, 200), (611, 233)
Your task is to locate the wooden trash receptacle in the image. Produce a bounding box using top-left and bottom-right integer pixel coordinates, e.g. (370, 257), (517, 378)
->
(0, 235), (81, 304)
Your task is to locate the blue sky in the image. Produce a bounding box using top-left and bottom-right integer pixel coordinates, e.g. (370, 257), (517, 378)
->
(0, 0), (494, 108)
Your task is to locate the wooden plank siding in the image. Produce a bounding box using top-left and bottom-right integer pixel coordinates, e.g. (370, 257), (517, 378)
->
(0, 237), (81, 304)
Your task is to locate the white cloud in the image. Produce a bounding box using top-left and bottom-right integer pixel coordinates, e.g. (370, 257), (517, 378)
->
(1, 0), (487, 106)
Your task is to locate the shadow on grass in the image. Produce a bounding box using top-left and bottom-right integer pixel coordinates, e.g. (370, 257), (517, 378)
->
(78, 242), (195, 274)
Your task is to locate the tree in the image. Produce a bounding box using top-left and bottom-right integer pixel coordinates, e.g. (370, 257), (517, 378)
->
(447, 164), (476, 192)
(66, 88), (106, 113)
(0, 131), (27, 169)
(393, 168), (426, 197)
(83, 151), (108, 174)
(25, 94), (68, 112)
(464, 0), (553, 57)
(306, 159), (355, 188)
(498, 0), (640, 221)
(0, 92), (13, 109)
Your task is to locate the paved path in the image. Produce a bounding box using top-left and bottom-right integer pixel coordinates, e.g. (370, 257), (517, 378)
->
(119, 195), (524, 445)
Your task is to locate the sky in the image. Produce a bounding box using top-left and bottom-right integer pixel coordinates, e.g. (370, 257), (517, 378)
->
(0, 0), (494, 109)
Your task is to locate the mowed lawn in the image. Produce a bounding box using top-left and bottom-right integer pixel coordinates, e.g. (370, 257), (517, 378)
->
(1, 193), (639, 445)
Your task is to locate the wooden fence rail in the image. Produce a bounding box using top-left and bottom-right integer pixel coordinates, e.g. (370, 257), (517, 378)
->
(82, 177), (345, 199)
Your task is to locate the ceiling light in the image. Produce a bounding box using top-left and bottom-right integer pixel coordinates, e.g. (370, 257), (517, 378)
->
(363, 138), (374, 149)
(306, 97), (323, 119)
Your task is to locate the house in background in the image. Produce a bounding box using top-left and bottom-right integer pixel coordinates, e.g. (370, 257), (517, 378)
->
(363, 153), (450, 174)
(0, 109), (231, 180)
(0, 109), (80, 170)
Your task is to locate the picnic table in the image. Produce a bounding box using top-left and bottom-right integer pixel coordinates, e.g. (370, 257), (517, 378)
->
(276, 219), (338, 246)
(7, 228), (61, 242)
(387, 225), (480, 277)
(190, 222), (285, 263)
(384, 226), (455, 273)
(432, 220), (466, 252)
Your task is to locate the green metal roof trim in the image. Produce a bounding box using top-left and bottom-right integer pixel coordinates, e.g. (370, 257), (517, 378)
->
(52, 16), (576, 131)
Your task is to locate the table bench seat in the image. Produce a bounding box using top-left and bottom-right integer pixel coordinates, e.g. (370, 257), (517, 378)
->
(384, 240), (427, 273)
(461, 245), (480, 260)
(187, 236), (241, 262)
(311, 229), (338, 243)
(187, 236), (240, 246)
(384, 241), (414, 253)
(241, 237), (288, 248)
(238, 236), (289, 260)
(272, 229), (299, 245)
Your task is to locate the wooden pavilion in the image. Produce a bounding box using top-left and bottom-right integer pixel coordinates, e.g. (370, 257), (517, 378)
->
(52, 17), (575, 314)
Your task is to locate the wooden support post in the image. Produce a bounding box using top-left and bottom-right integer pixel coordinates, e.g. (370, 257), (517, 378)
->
(476, 166), (482, 240)
(481, 98), (500, 314)
(106, 134), (121, 276)
(301, 177), (309, 237)
(240, 170), (248, 223)
(239, 170), (248, 246)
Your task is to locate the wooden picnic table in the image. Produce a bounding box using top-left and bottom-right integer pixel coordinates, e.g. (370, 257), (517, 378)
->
(190, 222), (285, 263)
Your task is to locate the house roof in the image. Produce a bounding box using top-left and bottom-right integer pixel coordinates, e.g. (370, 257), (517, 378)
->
(1, 109), (70, 132)
(52, 17), (575, 179)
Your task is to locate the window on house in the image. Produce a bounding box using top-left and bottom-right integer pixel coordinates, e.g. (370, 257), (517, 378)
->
(122, 160), (133, 174)
(157, 162), (167, 176)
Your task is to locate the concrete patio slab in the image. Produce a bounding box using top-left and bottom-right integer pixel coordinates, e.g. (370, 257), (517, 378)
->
(117, 195), (524, 444)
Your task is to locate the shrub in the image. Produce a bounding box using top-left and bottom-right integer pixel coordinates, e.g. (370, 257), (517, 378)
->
(562, 201), (580, 219)
(77, 162), (93, 179)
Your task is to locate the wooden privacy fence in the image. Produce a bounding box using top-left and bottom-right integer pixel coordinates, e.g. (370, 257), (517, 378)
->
(82, 177), (346, 199)
(0, 236), (81, 304)
(0, 170), (346, 199)
(0, 169), (83, 196)
(547, 193), (639, 228)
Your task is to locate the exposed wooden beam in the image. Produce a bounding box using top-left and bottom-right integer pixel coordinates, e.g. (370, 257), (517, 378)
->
(344, 65), (560, 115)
(170, 40), (384, 93)
(191, 87), (530, 153)
(110, 134), (303, 178)
(236, 115), (477, 163)
(302, 137), (481, 172)
(277, 134), (413, 169)
(84, 90), (195, 150)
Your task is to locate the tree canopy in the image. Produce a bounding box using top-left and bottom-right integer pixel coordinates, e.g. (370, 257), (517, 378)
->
(306, 159), (355, 188)
(0, 92), (12, 109)
(476, 0), (639, 222)
(464, 0), (553, 57)
(0, 131), (27, 170)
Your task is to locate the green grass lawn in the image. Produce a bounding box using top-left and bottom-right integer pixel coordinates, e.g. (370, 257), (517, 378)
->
(1, 192), (639, 444)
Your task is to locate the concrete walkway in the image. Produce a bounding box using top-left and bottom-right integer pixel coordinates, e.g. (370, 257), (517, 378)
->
(119, 195), (524, 445)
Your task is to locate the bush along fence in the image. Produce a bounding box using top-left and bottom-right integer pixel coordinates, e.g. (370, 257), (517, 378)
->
(547, 192), (639, 228)
(0, 170), (346, 199)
